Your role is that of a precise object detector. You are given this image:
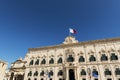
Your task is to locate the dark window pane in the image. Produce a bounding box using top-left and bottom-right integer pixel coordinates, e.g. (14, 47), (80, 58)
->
(110, 53), (118, 60)
(49, 71), (53, 76)
(41, 59), (46, 64)
(101, 54), (108, 61)
(79, 56), (85, 62)
(115, 68), (120, 75)
(81, 69), (86, 75)
(89, 55), (96, 62)
(58, 58), (62, 64)
(58, 70), (63, 76)
(49, 58), (54, 64)
(29, 60), (34, 65)
(92, 69), (98, 75)
(35, 59), (39, 65)
(34, 71), (38, 76)
(67, 55), (74, 62)
(28, 78), (31, 80)
(40, 71), (44, 76)
(28, 71), (32, 76)
(104, 69), (112, 75)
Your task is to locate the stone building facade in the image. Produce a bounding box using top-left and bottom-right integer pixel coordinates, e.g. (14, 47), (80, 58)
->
(8, 57), (27, 80)
(8, 36), (120, 80)
(0, 59), (7, 80)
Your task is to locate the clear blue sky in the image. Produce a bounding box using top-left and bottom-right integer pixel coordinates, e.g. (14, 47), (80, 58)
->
(0, 0), (120, 67)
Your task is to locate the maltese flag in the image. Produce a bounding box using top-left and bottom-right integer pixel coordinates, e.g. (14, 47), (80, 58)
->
(69, 28), (76, 34)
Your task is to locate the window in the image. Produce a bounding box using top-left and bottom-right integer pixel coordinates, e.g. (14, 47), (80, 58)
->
(92, 69), (98, 76)
(115, 68), (120, 75)
(28, 71), (32, 76)
(34, 71), (38, 76)
(35, 59), (39, 65)
(29, 60), (34, 65)
(67, 55), (74, 62)
(49, 58), (54, 64)
(101, 54), (108, 61)
(41, 59), (46, 64)
(34, 78), (37, 80)
(49, 70), (53, 76)
(58, 70), (63, 76)
(104, 69), (112, 75)
(110, 53), (118, 60)
(89, 55), (96, 62)
(80, 69), (86, 75)
(40, 71), (44, 76)
(28, 78), (31, 80)
(58, 58), (62, 64)
(79, 56), (85, 62)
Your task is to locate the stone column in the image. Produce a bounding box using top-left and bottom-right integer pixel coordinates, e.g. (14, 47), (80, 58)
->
(66, 68), (69, 80)
(75, 68), (78, 80)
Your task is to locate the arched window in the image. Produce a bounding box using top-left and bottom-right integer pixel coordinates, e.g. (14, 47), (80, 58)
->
(58, 70), (63, 76)
(29, 60), (34, 65)
(49, 58), (54, 64)
(10, 72), (14, 80)
(115, 68), (120, 75)
(92, 69), (98, 77)
(41, 78), (43, 80)
(80, 69), (86, 75)
(110, 53), (118, 60)
(34, 71), (38, 76)
(89, 55), (96, 62)
(57, 58), (62, 64)
(79, 56), (85, 62)
(67, 55), (74, 62)
(28, 78), (31, 80)
(41, 59), (46, 64)
(35, 59), (39, 65)
(40, 71), (44, 76)
(49, 70), (53, 76)
(34, 78), (37, 80)
(101, 54), (108, 61)
(104, 69), (112, 75)
(28, 71), (32, 76)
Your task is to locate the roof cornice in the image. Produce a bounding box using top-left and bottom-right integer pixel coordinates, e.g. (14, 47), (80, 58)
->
(28, 37), (120, 51)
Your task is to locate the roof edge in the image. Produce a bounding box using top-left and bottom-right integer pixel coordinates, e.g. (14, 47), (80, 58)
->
(28, 37), (120, 51)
